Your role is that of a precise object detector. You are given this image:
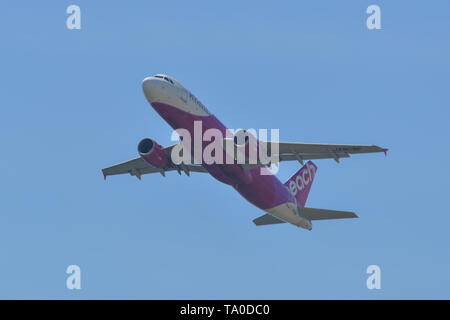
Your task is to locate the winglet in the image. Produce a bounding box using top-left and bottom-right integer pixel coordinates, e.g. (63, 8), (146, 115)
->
(382, 148), (389, 156)
(103, 171), (107, 180)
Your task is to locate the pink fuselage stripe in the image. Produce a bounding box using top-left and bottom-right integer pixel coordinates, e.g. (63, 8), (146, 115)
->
(151, 102), (294, 210)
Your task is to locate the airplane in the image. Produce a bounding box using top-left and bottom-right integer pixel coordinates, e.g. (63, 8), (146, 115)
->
(102, 74), (388, 230)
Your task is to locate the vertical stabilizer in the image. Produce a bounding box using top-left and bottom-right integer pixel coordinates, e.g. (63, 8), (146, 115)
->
(284, 161), (317, 207)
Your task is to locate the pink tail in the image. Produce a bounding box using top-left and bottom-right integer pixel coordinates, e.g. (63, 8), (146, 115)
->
(284, 161), (317, 207)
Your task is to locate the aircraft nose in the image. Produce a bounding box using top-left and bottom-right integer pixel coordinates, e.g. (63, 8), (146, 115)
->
(142, 77), (163, 102)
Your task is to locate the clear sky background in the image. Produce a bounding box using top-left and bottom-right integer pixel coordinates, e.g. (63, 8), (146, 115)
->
(0, 1), (449, 299)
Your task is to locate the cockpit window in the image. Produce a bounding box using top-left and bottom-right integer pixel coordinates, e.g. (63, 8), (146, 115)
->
(154, 74), (175, 85)
(164, 77), (174, 84)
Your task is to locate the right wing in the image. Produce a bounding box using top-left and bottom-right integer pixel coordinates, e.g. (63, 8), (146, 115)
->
(102, 157), (207, 179)
(102, 144), (207, 180)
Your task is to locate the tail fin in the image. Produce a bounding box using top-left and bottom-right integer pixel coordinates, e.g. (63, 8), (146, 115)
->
(284, 160), (317, 207)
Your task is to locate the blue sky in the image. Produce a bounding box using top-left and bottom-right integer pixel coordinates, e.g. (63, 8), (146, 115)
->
(0, 1), (449, 299)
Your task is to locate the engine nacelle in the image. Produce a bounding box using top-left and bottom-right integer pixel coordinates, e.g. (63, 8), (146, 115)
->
(138, 138), (168, 168)
(233, 129), (251, 147)
(233, 129), (259, 164)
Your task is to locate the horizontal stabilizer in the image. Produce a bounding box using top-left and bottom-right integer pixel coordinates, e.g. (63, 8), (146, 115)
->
(299, 207), (358, 220)
(253, 214), (286, 226)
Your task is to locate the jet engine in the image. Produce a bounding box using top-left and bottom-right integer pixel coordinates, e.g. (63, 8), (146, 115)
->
(233, 129), (259, 164)
(138, 138), (168, 168)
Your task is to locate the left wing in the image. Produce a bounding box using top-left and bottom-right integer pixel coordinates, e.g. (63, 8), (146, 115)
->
(224, 139), (387, 167)
(266, 142), (388, 164)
